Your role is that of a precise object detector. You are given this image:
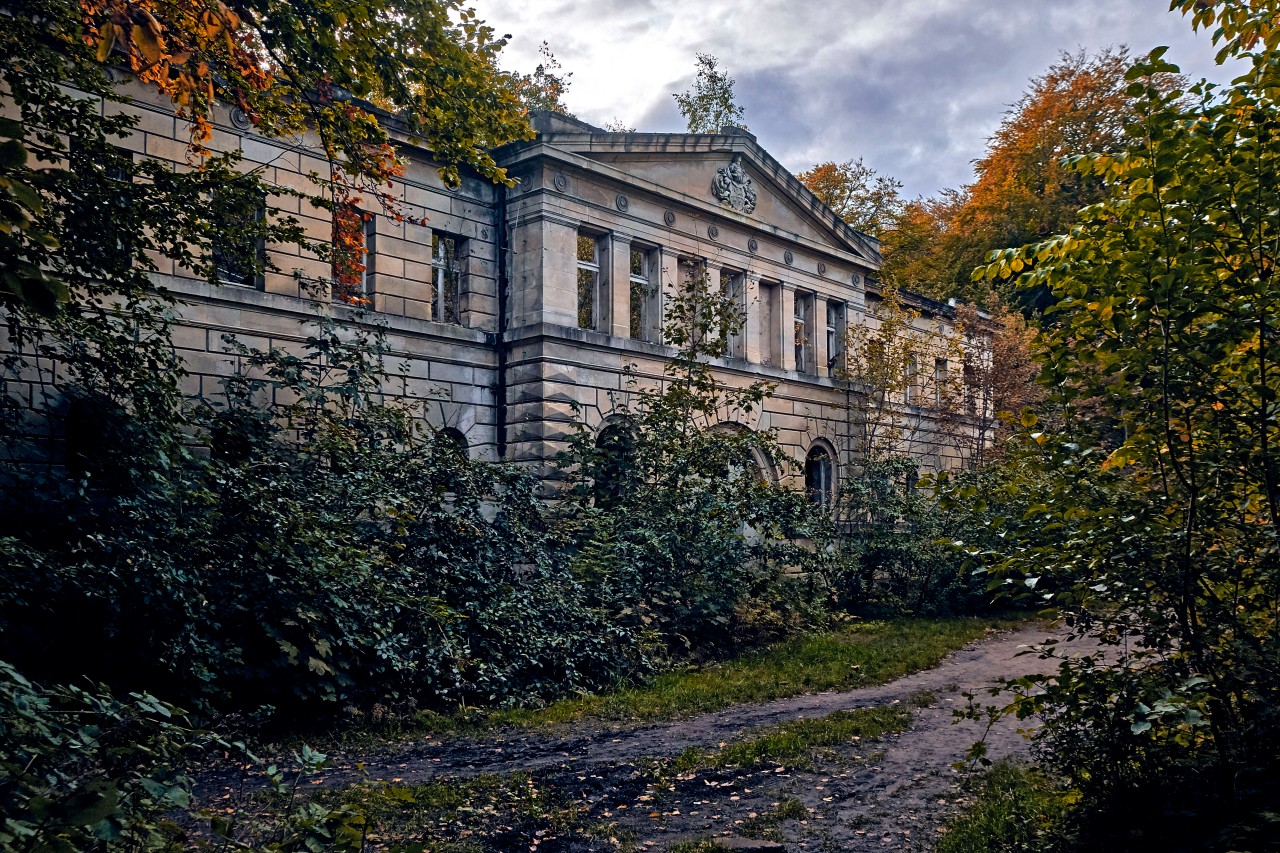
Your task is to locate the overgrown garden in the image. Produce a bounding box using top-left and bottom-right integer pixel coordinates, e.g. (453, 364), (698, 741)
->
(5, 0), (1280, 849)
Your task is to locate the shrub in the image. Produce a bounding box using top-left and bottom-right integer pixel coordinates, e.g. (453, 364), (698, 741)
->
(0, 312), (630, 715)
(0, 660), (204, 851)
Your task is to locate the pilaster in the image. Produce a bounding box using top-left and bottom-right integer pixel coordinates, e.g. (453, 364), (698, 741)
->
(744, 273), (763, 364)
(608, 233), (633, 338)
(780, 283), (797, 372)
(507, 211), (579, 328)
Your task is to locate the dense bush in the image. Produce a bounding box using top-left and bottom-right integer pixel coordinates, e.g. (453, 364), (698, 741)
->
(0, 660), (203, 851)
(557, 271), (838, 662)
(956, 16), (1280, 847)
(833, 456), (988, 616)
(1, 281), (842, 716)
(0, 312), (632, 715)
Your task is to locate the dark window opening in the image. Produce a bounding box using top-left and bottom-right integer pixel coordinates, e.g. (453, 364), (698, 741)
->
(629, 246), (651, 340)
(433, 233), (462, 324)
(210, 184), (266, 288)
(577, 233), (599, 330)
(805, 446), (834, 508)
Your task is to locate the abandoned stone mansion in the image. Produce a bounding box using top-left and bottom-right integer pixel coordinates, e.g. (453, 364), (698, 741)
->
(35, 83), (993, 500)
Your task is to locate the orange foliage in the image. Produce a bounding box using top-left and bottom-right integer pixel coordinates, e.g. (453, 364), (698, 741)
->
(81, 0), (413, 302)
(82, 0), (270, 149)
(882, 49), (1164, 307)
(960, 48), (1137, 244)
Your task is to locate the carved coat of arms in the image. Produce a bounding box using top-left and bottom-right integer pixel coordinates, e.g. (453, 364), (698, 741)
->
(712, 154), (757, 214)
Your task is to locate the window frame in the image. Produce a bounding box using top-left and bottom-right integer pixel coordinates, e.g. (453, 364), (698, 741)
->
(904, 355), (919, 404)
(210, 186), (266, 289)
(432, 231), (463, 325)
(576, 231), (602, 330)
(794, 290), (814, 374)
(825, 299), (845, 370)
(804, 446), (835, 509)
(628, 243), (654, 340)
(719, 268), (745, 358)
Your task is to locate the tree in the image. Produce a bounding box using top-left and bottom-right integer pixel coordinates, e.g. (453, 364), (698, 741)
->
(560, 265), (836, 655)
(826, 289), (995, 616)
(964, 30), (1280, 845)
(510, 41), (574, 115)
(797, 158), (904, 237)
(673, 53), (746, 134)
(603, 117), (636, 133)
(833, 286), (966, 463)
(890, 49), (1158, 307)
(0, 0), (531, 313)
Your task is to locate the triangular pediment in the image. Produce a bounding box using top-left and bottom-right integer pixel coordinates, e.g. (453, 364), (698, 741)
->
(527, 126), (882, 267)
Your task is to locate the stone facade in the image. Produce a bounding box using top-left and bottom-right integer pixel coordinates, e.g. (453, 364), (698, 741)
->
(8, 85), (991, 493)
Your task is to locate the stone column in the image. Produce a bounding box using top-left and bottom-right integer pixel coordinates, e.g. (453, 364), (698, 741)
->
(703, 261), (722, 350)
(814, 295), (830, 379)
(655, 245), (680, 345)
(780, 283), (797, 372)
(744, 273), (763, 364)
(507, 212), (579, 329)
(608, 233), (633, 338)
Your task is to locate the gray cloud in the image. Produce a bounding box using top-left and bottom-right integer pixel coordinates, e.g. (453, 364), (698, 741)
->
(476, 0), (1238, 198)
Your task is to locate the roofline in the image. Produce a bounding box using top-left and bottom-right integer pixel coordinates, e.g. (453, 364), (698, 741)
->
(494, 124), (884, 267)
(496, 141), (881, 274)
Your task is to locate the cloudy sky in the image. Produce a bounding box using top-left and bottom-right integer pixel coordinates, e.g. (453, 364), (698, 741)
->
(473, 0), (1240, 199)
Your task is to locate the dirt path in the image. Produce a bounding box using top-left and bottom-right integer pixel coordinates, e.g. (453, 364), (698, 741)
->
(288, 624), (1096, 851)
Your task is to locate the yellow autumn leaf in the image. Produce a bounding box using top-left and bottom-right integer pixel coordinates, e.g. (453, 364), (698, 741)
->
(96, 22), (116, 62)
(132, 23), (163, 65)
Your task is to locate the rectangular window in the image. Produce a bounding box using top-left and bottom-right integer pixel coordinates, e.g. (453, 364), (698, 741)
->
(629, 246), (651, 340)
(211, 186), (265, 288)
(577, 232), (599, 330)
(826, 300), (844, 370)
(432, 232), (462, 324)
(360, 216), (375, 297)
(934, 358), (949, 406)
(331, 205), (371, 303)
(794, 291), (814, 374)
(676, 258), (704, 345)
(719, 269), (745, 358)
(67, 142), (135, 267)
(963, 361), (977, 415)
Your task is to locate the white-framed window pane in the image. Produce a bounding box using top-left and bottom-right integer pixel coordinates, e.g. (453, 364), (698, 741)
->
(826, 301), (842, 367)
(577, 268), (597, 329)
(577, 231), (600, 330)
(432, 233), (461, 324)
(794, 292), (812, 373)
(628, 247), (649, 340)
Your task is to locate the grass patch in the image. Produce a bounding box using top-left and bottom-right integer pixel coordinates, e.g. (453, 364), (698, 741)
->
(935, 759), (1072, 853)
(668, 840), (731, 853)
(670, 705), (912, 773)
(740, 796), (808, 839)
(238, 772), (599, 852)
(489, 616), (1020, 730)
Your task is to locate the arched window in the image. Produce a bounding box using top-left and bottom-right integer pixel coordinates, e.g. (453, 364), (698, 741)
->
(711, 422), (776, 485)
(593, 418), (639, 507)
(805, 446), (834, 508)
(439, 427), (469, 458)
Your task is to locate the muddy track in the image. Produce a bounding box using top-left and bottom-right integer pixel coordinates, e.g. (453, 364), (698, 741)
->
(309, 625), (1078, 788)
(210, 625), (1097, 851)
